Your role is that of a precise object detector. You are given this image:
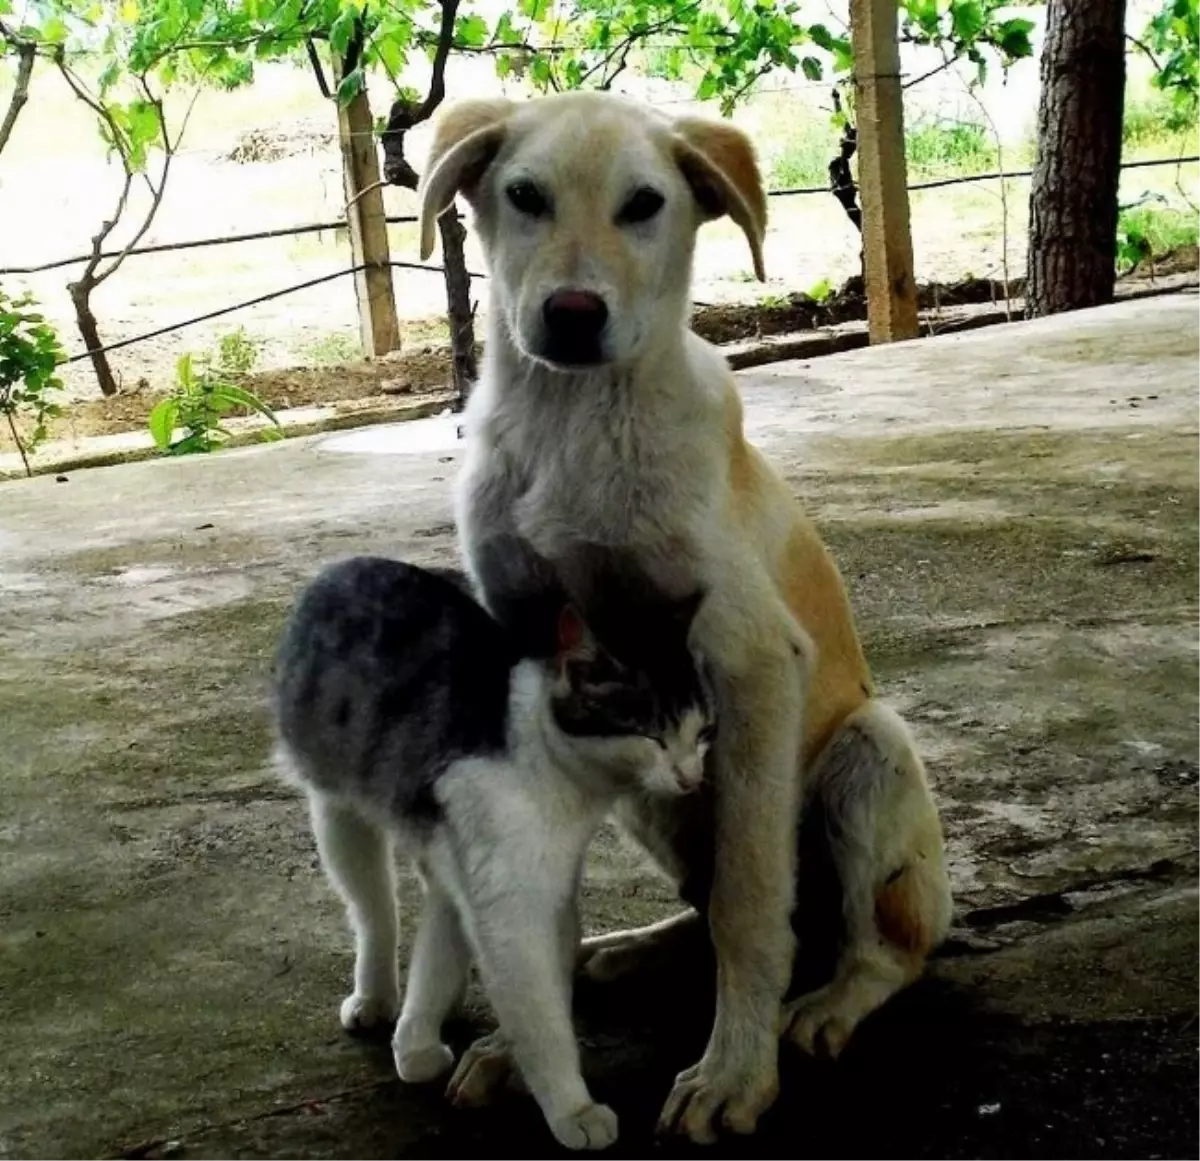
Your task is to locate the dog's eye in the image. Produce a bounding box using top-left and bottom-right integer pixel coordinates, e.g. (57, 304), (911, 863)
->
(618, 187), (665, 225)
(506, 181), (549, 218)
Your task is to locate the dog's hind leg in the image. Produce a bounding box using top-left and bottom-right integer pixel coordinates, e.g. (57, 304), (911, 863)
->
(783, 701), (952, 1059)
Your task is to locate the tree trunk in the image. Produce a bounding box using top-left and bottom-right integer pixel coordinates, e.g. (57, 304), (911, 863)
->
(68, 281), (119, 397)
(438, 207), (477, 409)
(1025, 0), (1127, 317)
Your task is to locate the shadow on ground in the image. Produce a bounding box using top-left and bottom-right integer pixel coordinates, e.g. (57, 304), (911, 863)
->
(127, 877), (1199, 1160)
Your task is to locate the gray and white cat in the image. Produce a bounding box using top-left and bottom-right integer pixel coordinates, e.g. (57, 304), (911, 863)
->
(273, 555), (713, 1151)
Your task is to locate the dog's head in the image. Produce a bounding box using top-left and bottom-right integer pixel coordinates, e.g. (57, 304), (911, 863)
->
(418, 92), (767, 370)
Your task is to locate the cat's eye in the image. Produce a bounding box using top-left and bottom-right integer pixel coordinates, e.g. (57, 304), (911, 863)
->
(506, 180), (550, 218)
(617, 186), (665, 225)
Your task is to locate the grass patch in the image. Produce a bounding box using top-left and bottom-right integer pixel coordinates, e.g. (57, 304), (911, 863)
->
(1117, 204), (1199, 271)
(298, 332), (362, 366)
(905, 118), (997, 179)
(767, 119), (841, 189)
(1123, 90), (1200, 155)
(766, 112), (1006, 190)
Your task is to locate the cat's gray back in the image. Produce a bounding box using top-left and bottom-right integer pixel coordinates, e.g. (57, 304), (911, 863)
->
(273, 557), (520, 820)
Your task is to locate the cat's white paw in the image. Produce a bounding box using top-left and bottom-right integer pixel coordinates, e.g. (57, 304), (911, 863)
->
(550, 1102), (619, 1151)
(339, 992), (399, 1034)
(394, 1040), (455, 1084)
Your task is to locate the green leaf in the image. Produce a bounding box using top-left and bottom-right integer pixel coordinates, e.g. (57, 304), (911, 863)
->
(808, 22), (834, 51)
(336, 68), (364, 105)
(996, 17), (1034, 60)
(330, 5), (359, 55)
(148, 398), (179, 449)
(40, 15), (69, 44)
(373, 29), (406, 76)
(126, 98), (162, 147)
(454, 13), (488, 47)
(210, 383), (279, 422)
(800, 55), (822, 80)
(831, 36), (854, 73)
(949, 0), (985, 45)
(176, 353), (195, 390)
(494, 10), (519, 43)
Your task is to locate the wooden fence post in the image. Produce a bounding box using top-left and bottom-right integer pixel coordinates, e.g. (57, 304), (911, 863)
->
(849, 0), (920, 343)
(335, 74), (401, 357)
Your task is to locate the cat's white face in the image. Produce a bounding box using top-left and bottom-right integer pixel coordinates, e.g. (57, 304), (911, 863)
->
(577, 706), (713, 798)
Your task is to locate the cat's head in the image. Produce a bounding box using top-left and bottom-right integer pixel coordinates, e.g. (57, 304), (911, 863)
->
(547, 590), (715, 797)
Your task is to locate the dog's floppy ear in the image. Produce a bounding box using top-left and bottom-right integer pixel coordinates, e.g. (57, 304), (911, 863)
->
(419, 98), (514, 260)
(671, 118), (768, 281)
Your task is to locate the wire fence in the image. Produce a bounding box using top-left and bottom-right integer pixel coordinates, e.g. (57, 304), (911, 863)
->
(6, 152), (1196, 368)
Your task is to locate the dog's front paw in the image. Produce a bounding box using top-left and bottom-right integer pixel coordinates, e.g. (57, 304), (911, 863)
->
(550, 1102), (619, 1151)
(784, 992), (855, 1059)
(656, 1047), (778, 1144)
(445, 1031), (523, 1107)
(339, 991), (400, 1035)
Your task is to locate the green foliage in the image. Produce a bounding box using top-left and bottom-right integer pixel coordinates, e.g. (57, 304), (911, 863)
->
(1143, 0), (1200, 124)
(300, 331), (362, 366)
(216, 326), (261, 375)
(806, 276), (834, 303)
(905, 118), (995, 178)
(1122, 88), (1200, 152)
(767, 114), (841, 189)
(476, 0), (1034, 114)
(0, 287), (66, 477)
(148, 344), (280, 456)
(1116, 201), (1200, 273)
(901, 0), (1034, 86)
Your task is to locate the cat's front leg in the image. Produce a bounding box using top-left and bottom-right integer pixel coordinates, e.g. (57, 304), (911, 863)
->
(393, 879), (470, 1083)
(448, 859), (616, 1151)
(308, 793), (401, 1033)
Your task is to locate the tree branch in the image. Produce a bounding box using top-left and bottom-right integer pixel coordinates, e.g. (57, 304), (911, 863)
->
(902, 49), (964, 89)
(55, 57), (195, 291)
(0, 28), (36, 157)
(580, 0), (704, 88)
(1125, 33), (1163, 73)
(380, 0), (460, 187)
(416, 0), (460, 121)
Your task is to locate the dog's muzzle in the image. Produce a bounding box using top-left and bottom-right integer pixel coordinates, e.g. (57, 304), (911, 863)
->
(540, 289), (609, 367)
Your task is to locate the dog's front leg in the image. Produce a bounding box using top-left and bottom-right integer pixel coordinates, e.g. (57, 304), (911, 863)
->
(658, 615), (806, 1144)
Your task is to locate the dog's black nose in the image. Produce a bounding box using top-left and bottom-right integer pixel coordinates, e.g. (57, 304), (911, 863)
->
(541, 290), (609, 365)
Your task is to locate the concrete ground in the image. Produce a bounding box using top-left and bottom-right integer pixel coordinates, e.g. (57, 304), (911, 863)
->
(1, 296), (1196, 1160)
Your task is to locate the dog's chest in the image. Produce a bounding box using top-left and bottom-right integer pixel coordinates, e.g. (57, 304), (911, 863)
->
(492, 385), (712, 552)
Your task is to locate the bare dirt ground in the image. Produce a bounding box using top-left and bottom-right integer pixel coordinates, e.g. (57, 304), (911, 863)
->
(0, 296), (1196, 1159)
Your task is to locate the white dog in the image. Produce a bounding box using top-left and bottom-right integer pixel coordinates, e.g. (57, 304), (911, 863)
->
(419, 91), (952, 1144)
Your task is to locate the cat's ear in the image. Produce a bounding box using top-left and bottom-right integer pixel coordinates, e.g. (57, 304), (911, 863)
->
(556, 605), (596, 663)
